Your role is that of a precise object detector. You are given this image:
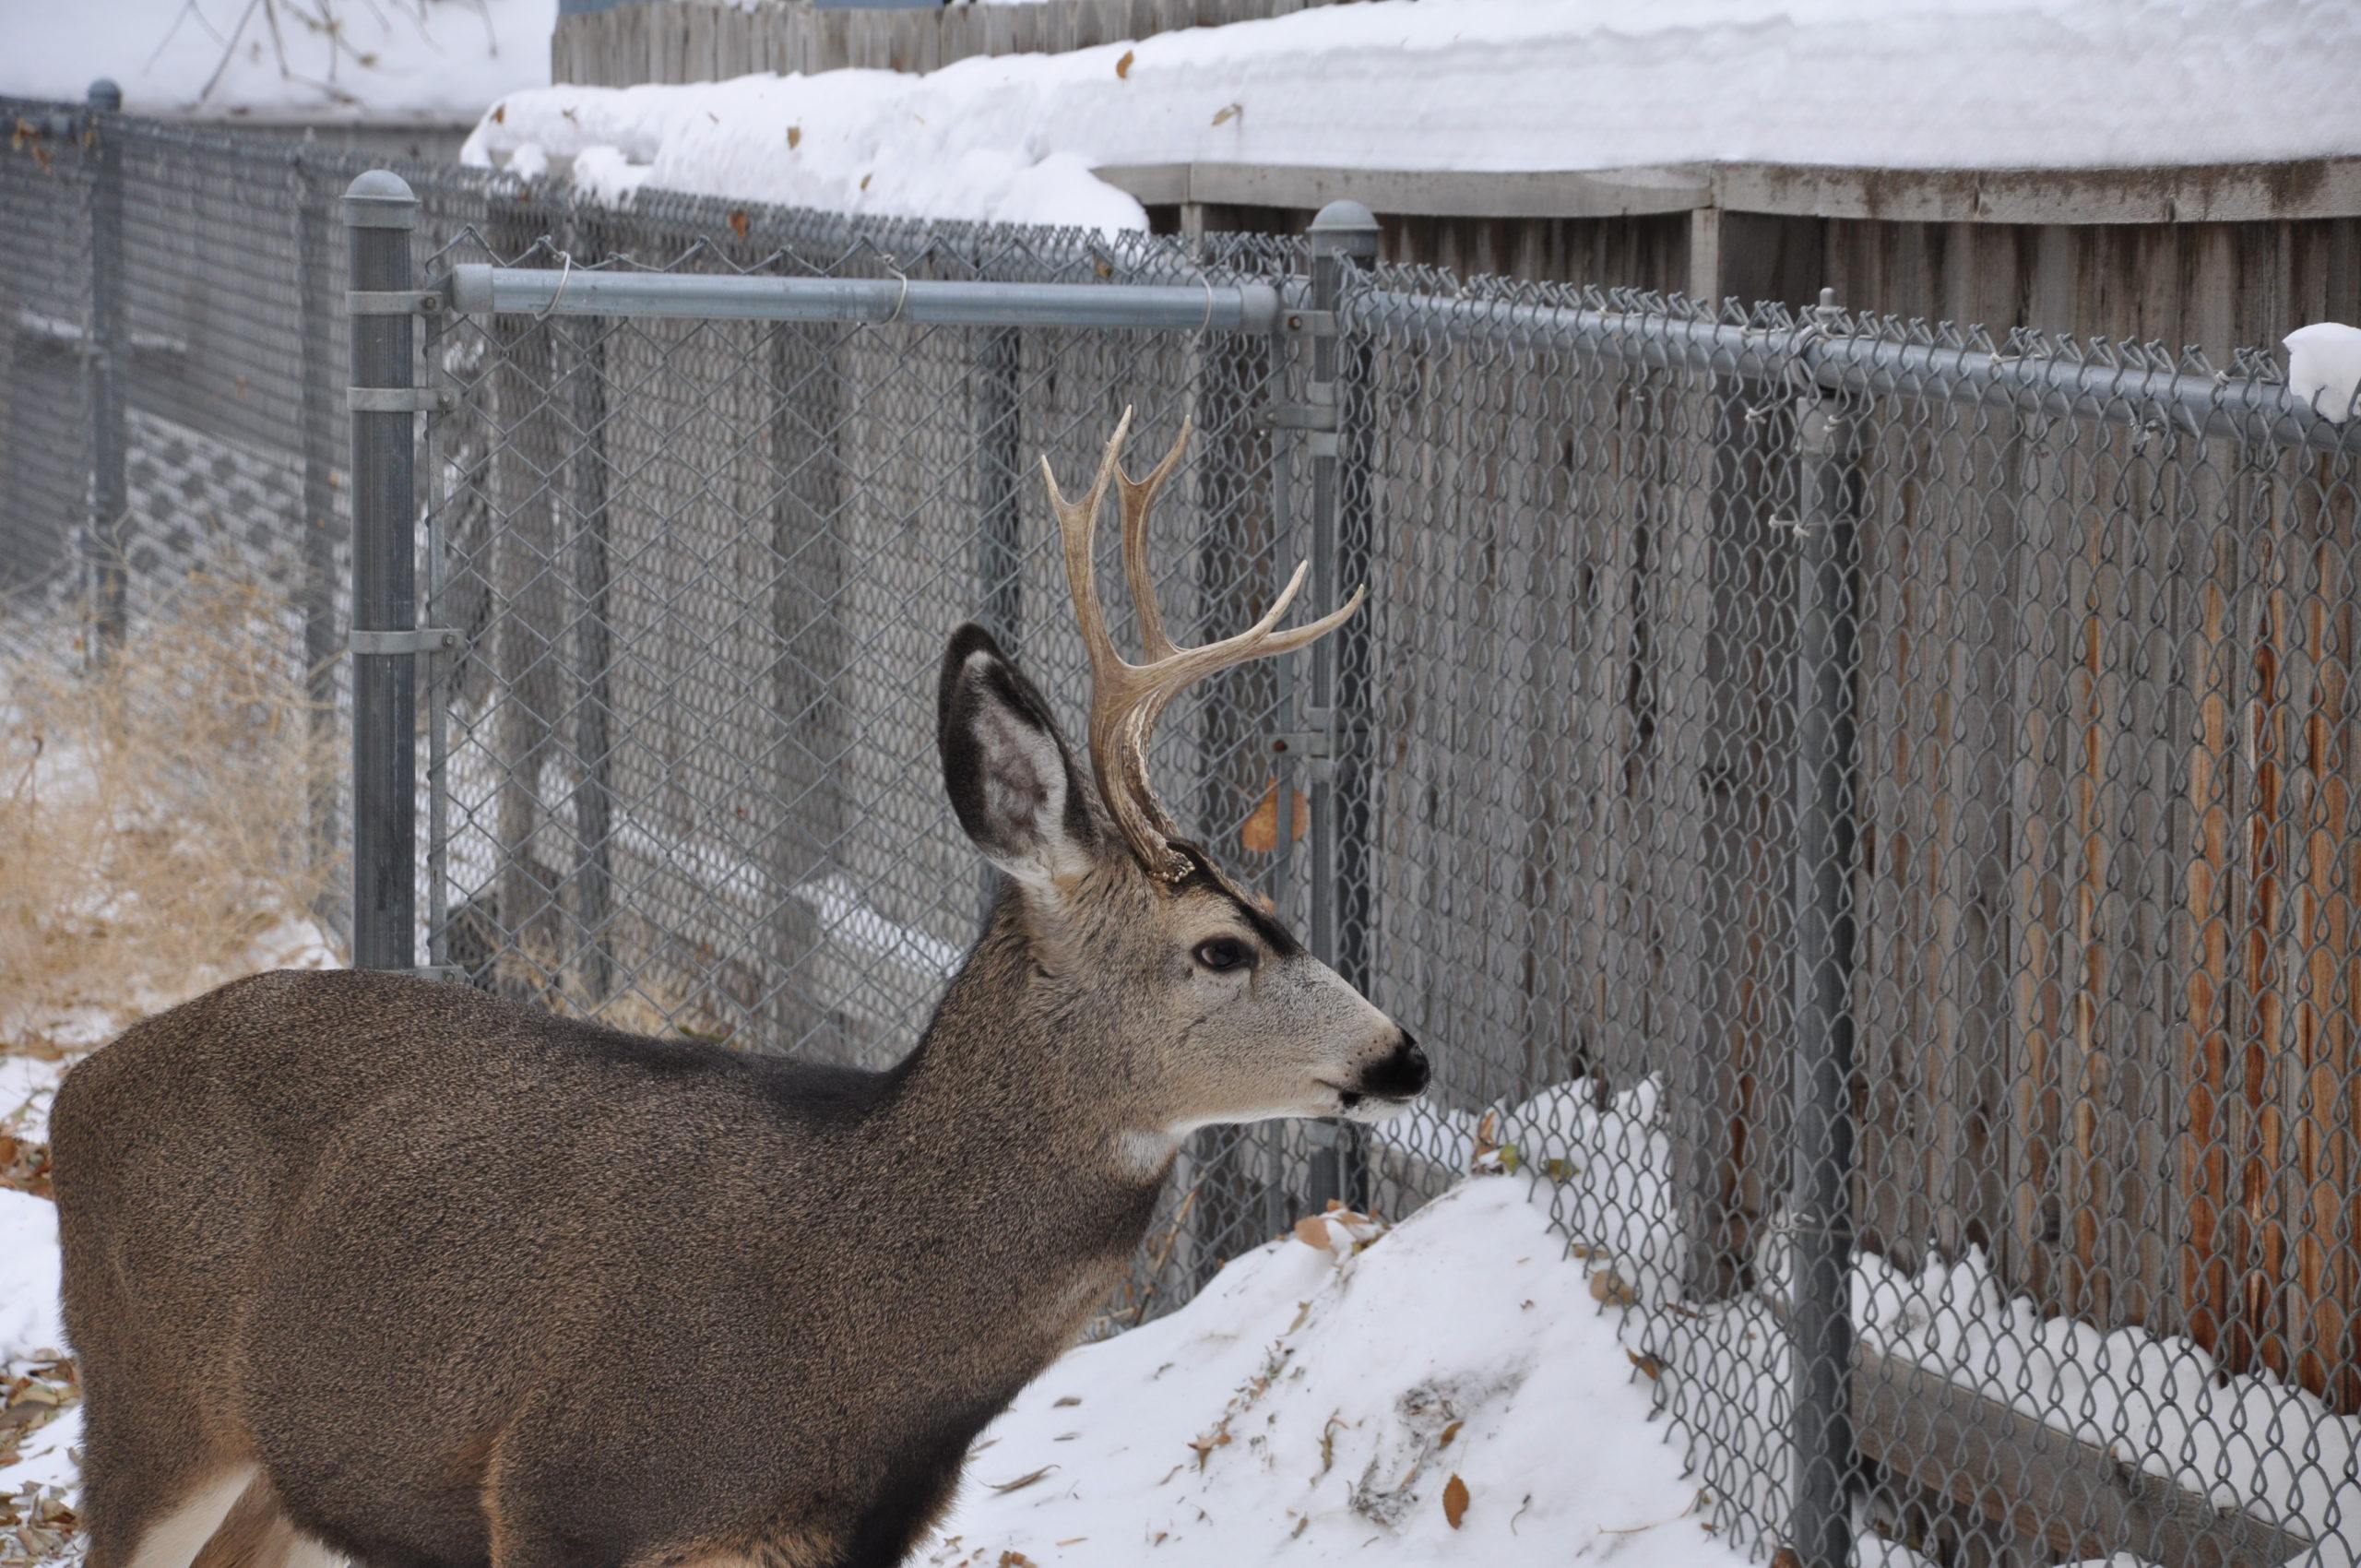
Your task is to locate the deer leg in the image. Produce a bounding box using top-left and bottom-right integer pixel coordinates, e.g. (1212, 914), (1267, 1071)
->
(87, 1465), (256, 1568)
(186, 1475), (341, 1568)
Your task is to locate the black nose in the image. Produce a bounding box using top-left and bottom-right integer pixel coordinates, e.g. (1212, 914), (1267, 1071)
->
(1358, 1030), (1430, 1099)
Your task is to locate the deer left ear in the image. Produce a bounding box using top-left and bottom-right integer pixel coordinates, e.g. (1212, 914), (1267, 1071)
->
(938, 624), (1100, 889)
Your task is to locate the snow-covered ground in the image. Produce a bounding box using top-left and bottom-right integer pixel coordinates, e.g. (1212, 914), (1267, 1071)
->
(462, 0), (2361, 230)
(3, 0), (553, 121)
(926, 1176), (1742, 1567)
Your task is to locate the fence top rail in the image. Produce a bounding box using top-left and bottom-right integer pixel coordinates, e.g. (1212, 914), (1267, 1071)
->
(1350, 284), (2359, 457)
(441, 262), (1287, 333)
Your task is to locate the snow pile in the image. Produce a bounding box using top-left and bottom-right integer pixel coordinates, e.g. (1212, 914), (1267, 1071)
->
(462, 0), (2361, 230)
(926, 1172), (1744, 1567)
(2286, 323), (2361, 422)
(3, 0), (554, 122)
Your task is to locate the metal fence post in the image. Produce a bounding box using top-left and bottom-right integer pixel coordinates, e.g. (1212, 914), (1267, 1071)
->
(1787, 288), (1863, 1568)
(345, 171), (424, 971)
(85, 78), (127, 659)
(975, 324), (1025, 925)
(296, 152), (347, 942)
(1304, 199), (1380, 1212)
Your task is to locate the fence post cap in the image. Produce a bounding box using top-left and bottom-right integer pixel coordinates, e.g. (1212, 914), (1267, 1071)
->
(86, 78), (122, 111)
(343, 170), (419, 229)
(1308, 200), (1378, 236)
(1309, 201), (1380, 274)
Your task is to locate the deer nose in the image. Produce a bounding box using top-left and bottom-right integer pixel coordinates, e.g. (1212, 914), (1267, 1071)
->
(1358, 1030), (1429, 1100)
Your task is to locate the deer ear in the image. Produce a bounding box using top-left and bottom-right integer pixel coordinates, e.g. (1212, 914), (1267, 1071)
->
(938, 624), (1100, 888)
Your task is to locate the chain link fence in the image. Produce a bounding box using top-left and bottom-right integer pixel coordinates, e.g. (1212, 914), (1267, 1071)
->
(5, 95), (2358, 1568)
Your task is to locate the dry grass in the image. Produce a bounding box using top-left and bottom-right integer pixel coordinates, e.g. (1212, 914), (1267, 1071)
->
(0, 574), (345, 1051)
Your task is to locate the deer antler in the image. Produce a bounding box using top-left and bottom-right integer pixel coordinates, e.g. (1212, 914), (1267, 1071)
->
(1042, 408), (1365, 882)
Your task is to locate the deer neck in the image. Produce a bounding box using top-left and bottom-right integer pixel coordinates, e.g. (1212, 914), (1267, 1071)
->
(884, 892), (1170, 1194)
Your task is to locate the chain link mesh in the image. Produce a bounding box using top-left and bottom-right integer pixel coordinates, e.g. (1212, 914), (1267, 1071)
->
(4, 97), (2356, 1568)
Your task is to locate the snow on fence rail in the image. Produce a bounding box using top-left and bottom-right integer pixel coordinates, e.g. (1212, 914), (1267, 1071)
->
(6, 95), (2361, 1568)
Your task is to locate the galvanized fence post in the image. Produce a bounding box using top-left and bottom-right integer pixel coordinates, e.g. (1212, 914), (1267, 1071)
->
(296, 152), (348, 942)
(85, 78), (126, 659)
(975, 324), (1025, 925)
(1304, 199), (1380, 1212)
(1786, 289), (1863, 1568)
(344, 171), (430, 971)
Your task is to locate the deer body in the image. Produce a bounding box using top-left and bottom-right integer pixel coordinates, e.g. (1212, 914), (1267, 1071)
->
(54, 418), (1426, 1568)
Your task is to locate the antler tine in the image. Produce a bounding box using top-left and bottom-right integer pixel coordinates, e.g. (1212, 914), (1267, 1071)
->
(1243, 580), (1366, 658)
(1041, 407), (1135, 683)
(1116, 415), (1192, 663)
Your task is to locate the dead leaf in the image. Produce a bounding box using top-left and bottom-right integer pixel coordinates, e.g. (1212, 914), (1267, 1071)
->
(1211, 102), (1242, 126)
(1115, 49), (1135, 78)
(1438, 1420), (1463, 1449)
(999, 1553), (1035, 1568)
(988, 1466), (1057, 1493)
(1589, 1268), (1636, 1306)
(1052, 1395), (1082, 1407)
(1186, 1427), (1233, 1468)
(1627, 1349), (1664, 1380)
(860, 172), (873, 191)
(1055, 1539), (1087, 1548)
(491, 104), (505, 124)
(728, 209), (749, 241)
(1239, 778), (1309, 854)
(788, 125), (802, 148)
(1442, 1474), (1470, 1529)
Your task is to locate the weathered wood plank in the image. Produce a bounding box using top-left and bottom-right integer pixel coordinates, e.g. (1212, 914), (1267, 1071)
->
(1851, 1333), (2316, 1568)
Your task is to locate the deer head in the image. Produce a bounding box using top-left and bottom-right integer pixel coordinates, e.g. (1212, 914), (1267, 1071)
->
(936, 410), (1425, 1159)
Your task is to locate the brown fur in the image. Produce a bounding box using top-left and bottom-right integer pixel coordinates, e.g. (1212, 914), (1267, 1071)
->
(52, 626), (1423, 1568)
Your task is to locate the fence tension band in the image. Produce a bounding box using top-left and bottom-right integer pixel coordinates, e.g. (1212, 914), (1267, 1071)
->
(348, 386), (455, 414)
(347, 289), (443, 315)
(348, 627), (459, 658)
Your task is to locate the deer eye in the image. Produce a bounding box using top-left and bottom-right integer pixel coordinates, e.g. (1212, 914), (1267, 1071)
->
(1192, 937), (1255, 973)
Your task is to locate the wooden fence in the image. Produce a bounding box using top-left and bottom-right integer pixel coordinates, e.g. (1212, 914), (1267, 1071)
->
(552, 0), (1355, 87)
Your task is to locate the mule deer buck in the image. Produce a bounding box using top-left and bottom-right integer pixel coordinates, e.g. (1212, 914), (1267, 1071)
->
(53, 410), (1428, 1568)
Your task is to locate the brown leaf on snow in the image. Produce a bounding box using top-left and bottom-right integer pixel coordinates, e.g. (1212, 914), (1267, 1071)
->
(490, 104), (505, 123)
(1115, 49), (1135, 78)
(787, 125), (802, 148)
(998, 1553), (1035, 1567)
(728, 209), (749, 241)
(1210, 102), (1241, 126)
(0, 1134), (53, 1199)
(987, 1466), (1057, 1493)
(1627, 1349), (1664, 1380)
(1442, 1474), (1470, 1529)
(1438, 1420), (1464, 1449)
(1589, 1268), (1636, 1306)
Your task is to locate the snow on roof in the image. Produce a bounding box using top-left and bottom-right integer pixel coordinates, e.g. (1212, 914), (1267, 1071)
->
(3, 0), (555, 123)
(461, 0), (2361, 231)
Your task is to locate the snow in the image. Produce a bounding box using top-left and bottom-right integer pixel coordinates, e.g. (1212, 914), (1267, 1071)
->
(2, 0), (555, 122)
(928, 1172), (1743, 1566)
(2286, 323), (2361, 423)
(461, 0), (2361, 230)
(0, 1194), (65, 1372)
